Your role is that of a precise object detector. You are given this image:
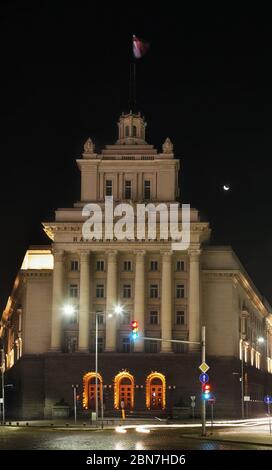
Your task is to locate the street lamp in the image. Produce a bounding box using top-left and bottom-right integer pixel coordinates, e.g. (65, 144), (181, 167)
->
(95, 305), (123, 424)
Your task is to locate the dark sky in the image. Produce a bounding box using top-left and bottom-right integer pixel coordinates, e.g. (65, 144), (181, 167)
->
(1, 3), (272, 310)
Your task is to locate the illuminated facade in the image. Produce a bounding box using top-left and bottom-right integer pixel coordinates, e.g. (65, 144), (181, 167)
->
(1, 111), (272, 419)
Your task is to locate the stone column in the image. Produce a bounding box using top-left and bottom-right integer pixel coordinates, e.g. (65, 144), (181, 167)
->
(105, 250), (118, 352)
(134, 250), (145, 352)
(78, 250), (90, 352)
(161, 251), (173, 353)
(50, 250), (65, 351)
(188, 249), (201, 351)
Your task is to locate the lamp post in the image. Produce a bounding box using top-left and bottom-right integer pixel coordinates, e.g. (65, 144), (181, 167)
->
(95, 305), (123, 425)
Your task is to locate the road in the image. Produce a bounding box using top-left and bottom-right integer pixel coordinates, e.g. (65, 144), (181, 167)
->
(0, 426), (271, 450)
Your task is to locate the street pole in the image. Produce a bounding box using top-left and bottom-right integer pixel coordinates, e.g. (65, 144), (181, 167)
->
(95, 313), (98, 423)
(72, 385), (78, 424)
(201, 326), (206, 437)
(1, 348), (4, 425)
(241, 344), (245, 419)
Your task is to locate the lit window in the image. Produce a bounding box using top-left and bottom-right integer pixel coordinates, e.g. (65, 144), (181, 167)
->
(123, 284), (132, 299)
(150, 284), (159, 299)
(144, 180), (151, 200)
(105, 179), (113, 196)
(176, 284), (185, 299)
(69, 284), (78, 298)
(96, 284), (104, 298)
(176, 260), (185, 271)
(123, 260), (132, 271)
(176, 310), (185, 325)
(150, 311), (159, 325)
(150, 260), (158, 271)
(251, 348), (255, 367)
(71, 260), (79, 271)
(124, 180), (132, 199)
(96, 260), (105, 271)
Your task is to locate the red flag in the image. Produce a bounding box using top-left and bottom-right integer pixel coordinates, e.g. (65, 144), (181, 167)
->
(133, 35), (149, 59)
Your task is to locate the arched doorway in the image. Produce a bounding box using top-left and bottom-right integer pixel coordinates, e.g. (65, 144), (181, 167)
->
(146, 372), (166, 410)
(83, 372), (103, 410)
(114, 371), (135, 410)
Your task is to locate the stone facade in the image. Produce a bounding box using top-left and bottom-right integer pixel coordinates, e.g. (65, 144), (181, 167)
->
(1, 111), (272, 419)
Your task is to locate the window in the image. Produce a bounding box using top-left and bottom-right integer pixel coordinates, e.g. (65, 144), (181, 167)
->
(146, 340), (158, 353)
(176, 284), (185, 299)
(150, 260), (158, 271)
(176, 310), (185, 325)
(150, 284), (159, 299)
(96, 260), (105, 271)
(96, 284), (104, 298)
(68, 307), (78, 325)
(105, 179), (113, 196)
(123, 284), (132, 299)
(125, 126), (129, 137)
(132, 125), (137, 137)
(121, 311), (131, 325)
(69, 284), (78, 298)
(144, 180), (151, 200)
(123, 260), (132, 272)
(66, 336), (77, 353)
(124, 180), (132, 199)
(150, 310), (159, 325)
(98, 337), (104, 353)
(176, 260), (185, 271)
(70, 260), (79, 271)
(96, 311), (104, 325)
(174, 342), (187, 353)
(122, 337), (131, 353)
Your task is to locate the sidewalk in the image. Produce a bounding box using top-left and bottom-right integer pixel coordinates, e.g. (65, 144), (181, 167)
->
(183, 425), (272, 447)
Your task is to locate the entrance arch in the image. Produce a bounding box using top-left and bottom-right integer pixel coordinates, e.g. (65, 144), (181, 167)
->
(83, 372), (103, 409)
(146, 372), (166, 410)
(114, 371), (135, 410)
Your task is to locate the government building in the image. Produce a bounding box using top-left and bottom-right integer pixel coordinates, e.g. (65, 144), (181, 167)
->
(1, 111), (272, 419)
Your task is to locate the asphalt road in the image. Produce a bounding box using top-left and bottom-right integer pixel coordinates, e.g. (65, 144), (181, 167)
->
(0, 427), (271, 450)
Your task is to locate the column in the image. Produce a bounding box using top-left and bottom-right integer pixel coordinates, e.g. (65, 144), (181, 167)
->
(78, 250), (90, 352)
(134, 250), (145, 352)
(188, 249), (201, 351)
(161, 251), (173, 353)
(105, 250), (118, 352)
(50, 250), (65, 351)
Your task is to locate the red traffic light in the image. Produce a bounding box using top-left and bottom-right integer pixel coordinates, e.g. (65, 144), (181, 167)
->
(202, 383), (211, 393)
(131, 320), (139, 340)
(131, 321), (138, 329)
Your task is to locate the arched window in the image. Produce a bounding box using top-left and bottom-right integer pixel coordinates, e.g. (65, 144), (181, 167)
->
(114, 370), (135, 409)
(132, 125), (137, 137)
(146, 372), (166, 409)
(125, 126), (130, 137)
(83, 372), (103, 409)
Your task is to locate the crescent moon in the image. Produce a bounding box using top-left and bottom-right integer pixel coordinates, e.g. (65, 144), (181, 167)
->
(223, 185), (230, 191)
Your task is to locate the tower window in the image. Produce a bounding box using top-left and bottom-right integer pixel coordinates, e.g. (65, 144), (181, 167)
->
(144, 180), (151, 200)
(124, 180), (132, 199)
(132, 125), (137, 137)
(176, 284), (185, 299)
(105, 180), (113, 196)
(69, 284), (78, 298)
(125, 126), (130, 137)
(150, 310), (159, 325)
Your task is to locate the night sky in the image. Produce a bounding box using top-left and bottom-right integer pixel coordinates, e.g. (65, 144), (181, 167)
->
(1, 4), (272, 310)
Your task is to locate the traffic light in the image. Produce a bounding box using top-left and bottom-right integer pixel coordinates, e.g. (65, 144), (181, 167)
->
(131, 320), (139, 340)
(202, 383), (211, 400)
